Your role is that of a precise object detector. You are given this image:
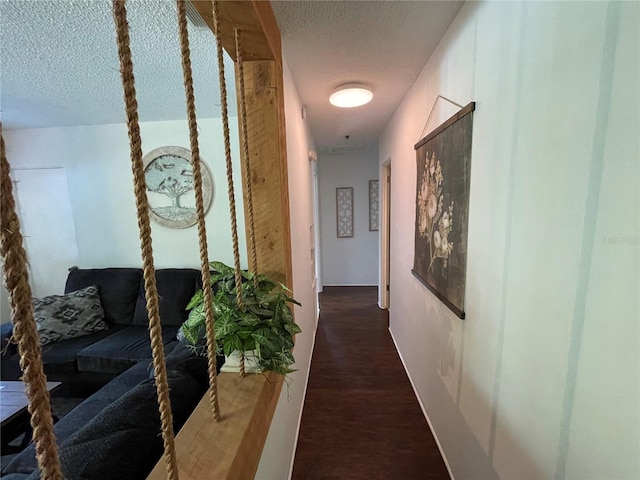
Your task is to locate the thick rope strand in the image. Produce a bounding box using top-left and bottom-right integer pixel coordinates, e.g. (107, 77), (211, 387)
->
(212, 0), (244, 311)
(239, 349), (245, 378)
(112, 2), (178, 478)
(235, 28), (259, 288)
(175, 0), (221, 420)
(0, 131), (63, 480)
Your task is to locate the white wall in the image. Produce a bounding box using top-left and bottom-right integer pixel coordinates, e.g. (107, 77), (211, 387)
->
(319, 149), (379, 285)
(0, 280), (10, 324)
(11, 167), (79, 298)
(3, 117), (247, 296)
(255, 59), (318, 479)
(379, 2), (639, 479)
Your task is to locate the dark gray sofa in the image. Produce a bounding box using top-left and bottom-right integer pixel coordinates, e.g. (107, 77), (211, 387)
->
(1, 267), (202, 393)
(1, 339), (221, 480)
(0, 266), (222, 479)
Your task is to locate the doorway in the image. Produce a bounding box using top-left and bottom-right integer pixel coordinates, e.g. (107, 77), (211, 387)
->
(380, 160), (391, 310)
(310, 157), (322, 325)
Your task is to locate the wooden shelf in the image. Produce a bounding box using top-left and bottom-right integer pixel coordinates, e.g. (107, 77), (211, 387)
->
(147, 371), (283, 480)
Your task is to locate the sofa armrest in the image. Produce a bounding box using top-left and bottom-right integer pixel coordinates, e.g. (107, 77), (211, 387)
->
(1, 322), (16, 356)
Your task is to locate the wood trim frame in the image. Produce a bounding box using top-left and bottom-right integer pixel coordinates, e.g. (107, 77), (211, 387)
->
(379, 161), (391, 309)
(190, 1), (282, 63)
(414, 102), (476, 150)
(191, 0), (292, 288)
(148, 2), (292, 479)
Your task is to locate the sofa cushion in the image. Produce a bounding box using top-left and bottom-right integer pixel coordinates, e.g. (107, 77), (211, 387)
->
(160, 338), (225, 388)
(76, 326), (178, 374)
(0, 361), (152, 477)
(50, 370), (201, 480)
(52, 360), (153, 442)
(33, 286), (108, 345)
(40, 327), (125, 376)
(2, 364), (201, 480)
(1, 323), (16, 354)
(133, 269), (201, 327)
(65, 268), (142, 325)
(0, 324), (20, 380)
(0, 328), (125, 381)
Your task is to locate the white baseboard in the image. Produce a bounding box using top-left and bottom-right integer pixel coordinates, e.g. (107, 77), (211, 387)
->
(388, 327), (455, 480)
(287, 313), (319, 479)
(322, 283), (377, 287)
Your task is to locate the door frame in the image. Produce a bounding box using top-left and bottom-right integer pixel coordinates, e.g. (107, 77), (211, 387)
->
(310, 157), (322, 324)
(379, 159), (391, 309)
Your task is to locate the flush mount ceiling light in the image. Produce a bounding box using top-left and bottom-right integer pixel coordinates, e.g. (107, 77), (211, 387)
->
(329, 83), (373, 108)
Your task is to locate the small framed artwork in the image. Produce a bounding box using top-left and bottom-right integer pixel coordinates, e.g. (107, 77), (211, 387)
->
(336, 187), (354, 238)
(369, 180), (379, 231)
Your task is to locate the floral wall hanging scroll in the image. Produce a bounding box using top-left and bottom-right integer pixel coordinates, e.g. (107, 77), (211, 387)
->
(412, 102), (475, 319)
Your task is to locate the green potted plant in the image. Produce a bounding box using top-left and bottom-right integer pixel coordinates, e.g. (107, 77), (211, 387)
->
(181, 261), (301, 376)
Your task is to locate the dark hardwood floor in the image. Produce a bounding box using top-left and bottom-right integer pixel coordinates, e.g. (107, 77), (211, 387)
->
(292, 287), (449, 480)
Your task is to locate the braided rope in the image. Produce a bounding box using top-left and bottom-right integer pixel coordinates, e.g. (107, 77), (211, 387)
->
(112, 2), (178, 478)
(175, 0), (221, 420)
(239, 350), (245, 377)
(212, 0), (244, 312)
(235, 28), (259, 289)
(0, 131), (63, 480)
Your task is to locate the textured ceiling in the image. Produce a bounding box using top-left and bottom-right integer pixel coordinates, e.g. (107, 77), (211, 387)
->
(1, 0), (463, 145)
(0, 0), (236, 129)
(271, 0), (463, 151)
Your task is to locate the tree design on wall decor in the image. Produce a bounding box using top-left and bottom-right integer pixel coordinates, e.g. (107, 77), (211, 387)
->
(145, 155), (194, 214)
(143, 146), (214, 229)
(413, 102), (475, 319)
(336, 187), (354, 238)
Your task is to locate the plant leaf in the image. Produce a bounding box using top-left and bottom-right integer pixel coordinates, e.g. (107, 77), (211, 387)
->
(186, 289), (203, 310)
(251, 328), (276, 351)
(284, 322), (302, 336)
(209, 261), (234, 276)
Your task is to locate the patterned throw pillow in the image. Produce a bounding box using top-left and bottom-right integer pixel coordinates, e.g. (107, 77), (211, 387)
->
(33, 285), (108, 345)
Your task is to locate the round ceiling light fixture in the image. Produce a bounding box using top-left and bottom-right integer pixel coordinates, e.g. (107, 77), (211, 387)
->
(329, 83), (373, 108)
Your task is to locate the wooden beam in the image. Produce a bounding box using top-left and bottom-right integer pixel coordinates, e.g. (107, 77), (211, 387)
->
(190, 0), (281, 63)
(250, 1), (283, 64)
(147, 372), (283, 480)
(236, 60), (292, 288)
(191, 0), (292, 289)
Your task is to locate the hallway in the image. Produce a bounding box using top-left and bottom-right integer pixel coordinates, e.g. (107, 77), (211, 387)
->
(292, 287), (449, 479)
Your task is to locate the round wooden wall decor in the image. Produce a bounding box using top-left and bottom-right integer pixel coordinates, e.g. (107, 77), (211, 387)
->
(142, 146), (214, 229)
